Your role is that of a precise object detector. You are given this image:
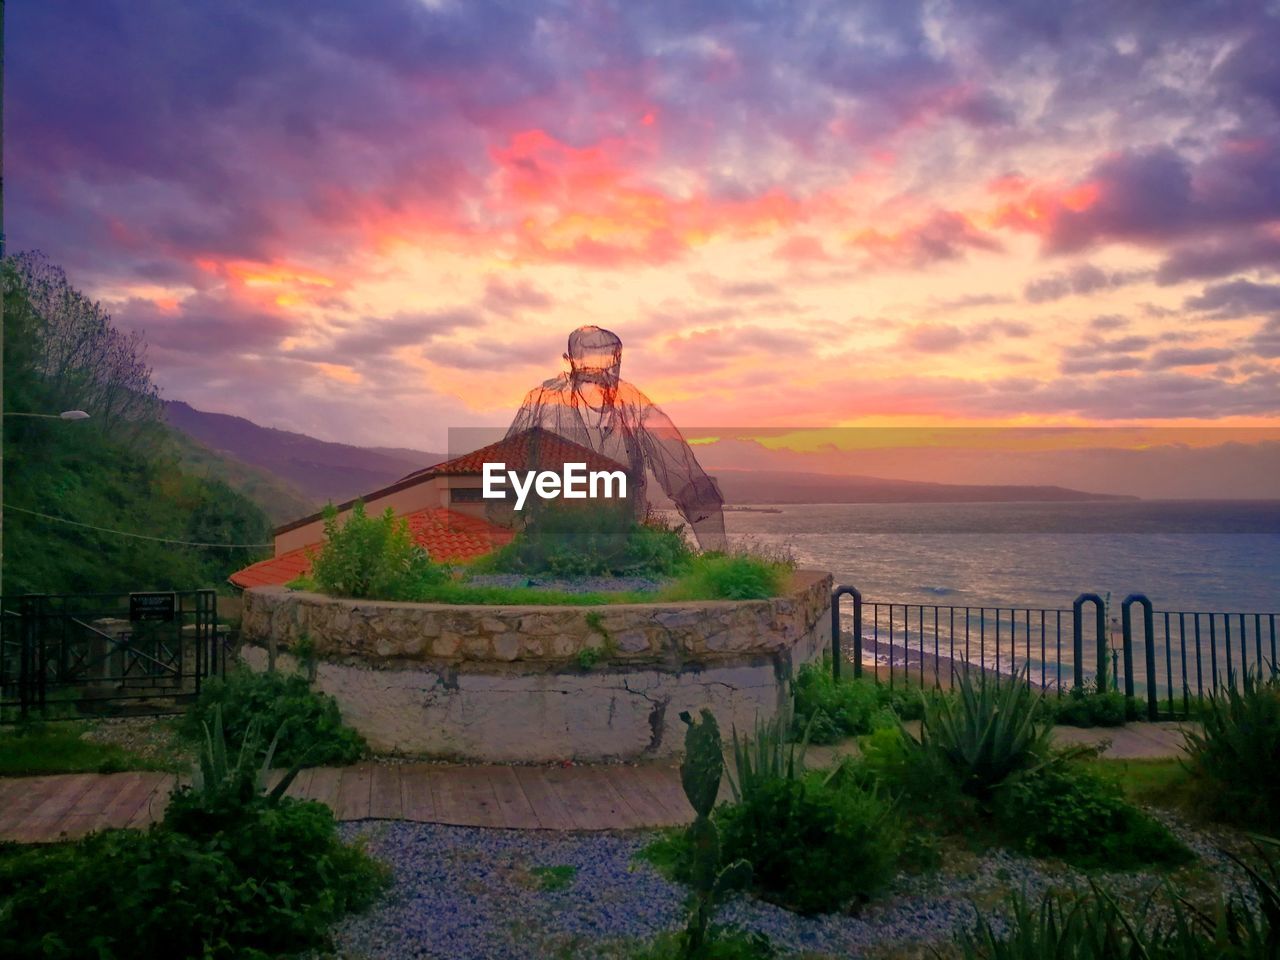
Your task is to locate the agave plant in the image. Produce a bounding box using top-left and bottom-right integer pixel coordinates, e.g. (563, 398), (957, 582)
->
(187, 705), (307, 810)
(913, 666), (1054, 803)
(725, 707), (815, 804)
(1183, 669), (1280, 834)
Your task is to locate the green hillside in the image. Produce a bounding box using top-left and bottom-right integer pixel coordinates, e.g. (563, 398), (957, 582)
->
(2, 255), (273, 596)
(168, 428), (317, 526)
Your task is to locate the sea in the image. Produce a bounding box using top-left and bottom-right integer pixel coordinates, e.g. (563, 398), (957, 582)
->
(722, 501), (1280, 613)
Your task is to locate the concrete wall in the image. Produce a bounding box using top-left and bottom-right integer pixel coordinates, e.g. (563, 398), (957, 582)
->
(239, 570), (832, 761)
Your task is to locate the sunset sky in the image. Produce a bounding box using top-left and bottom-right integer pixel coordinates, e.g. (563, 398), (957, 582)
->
(9, 1), (1280, 454)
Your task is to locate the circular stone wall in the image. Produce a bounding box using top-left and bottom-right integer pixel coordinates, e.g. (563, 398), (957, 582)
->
(239, 570), (832, 761)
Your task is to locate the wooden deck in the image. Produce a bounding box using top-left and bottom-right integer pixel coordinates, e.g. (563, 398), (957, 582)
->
(0, 762), (695, 844)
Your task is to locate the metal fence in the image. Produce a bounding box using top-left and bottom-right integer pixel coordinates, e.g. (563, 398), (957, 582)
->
(1, 590), (222, 719)
(831, 586), (1278, 719)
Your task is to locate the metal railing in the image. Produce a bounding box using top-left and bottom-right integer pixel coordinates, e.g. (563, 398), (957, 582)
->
(831, 586), (1278, 719)
(1, 590), (222, 719)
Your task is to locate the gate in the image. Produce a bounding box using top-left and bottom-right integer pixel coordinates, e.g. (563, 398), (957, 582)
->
(0, 590), (222, 719)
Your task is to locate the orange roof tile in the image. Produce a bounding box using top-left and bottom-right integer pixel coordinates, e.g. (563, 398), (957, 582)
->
(231, 507), (514, 590)
(275, 427), (627, 538)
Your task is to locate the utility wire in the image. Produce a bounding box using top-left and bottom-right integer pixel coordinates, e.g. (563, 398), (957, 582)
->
(3, 504), (273, 548)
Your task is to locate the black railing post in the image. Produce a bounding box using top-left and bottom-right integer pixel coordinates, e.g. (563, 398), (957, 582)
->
(1072, 593), (1106, 691)
(831, 586), (862, 680)
(1122, 594), (1156, 720)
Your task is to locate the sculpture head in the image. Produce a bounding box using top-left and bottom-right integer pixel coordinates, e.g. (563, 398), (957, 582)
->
(565, 325), (622, 388)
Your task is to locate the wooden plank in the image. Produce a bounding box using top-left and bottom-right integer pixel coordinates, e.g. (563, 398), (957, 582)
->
(485, 766), (539, 829)
(559, 765), (638, 829)
(538, 764), (616, 830)
(12, 773), (99, 841)
(282, 767), (315, 800)
(604, 766), (676, 827)
(627, 764), (693, 824)
(307, 767), (343, 813)
(399, 764), (437, 822)
(125, 773), (173, 828)
(432, 765), (503, 828)
(335, 763), (373, 821)
(94, 772), (156, 831)
(511, 766), (576, 830)
(0, 776), (65, 837)
(53, 773), (136, 840)
(368, 764), (403, 820)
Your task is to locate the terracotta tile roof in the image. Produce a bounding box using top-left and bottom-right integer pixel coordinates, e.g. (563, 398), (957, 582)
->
(274, 427), (627, 537)
(397, 426), (627, 481)
(231, 507), (514, 590)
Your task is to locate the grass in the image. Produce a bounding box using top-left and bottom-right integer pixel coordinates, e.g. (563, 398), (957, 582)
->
(1083, 757), (1192, 808)
(529, 864), (578, 891)
(0, 722), (179, 775)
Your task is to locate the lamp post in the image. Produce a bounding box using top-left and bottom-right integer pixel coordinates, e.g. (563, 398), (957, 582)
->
(0, 410), (91, 594)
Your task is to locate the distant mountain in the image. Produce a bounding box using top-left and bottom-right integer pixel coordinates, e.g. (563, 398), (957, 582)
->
(165, 401), (1133, 526)
(166, 428), (319, 526)
(164, 401), (445, 507)
(711, 469), (1135, 504)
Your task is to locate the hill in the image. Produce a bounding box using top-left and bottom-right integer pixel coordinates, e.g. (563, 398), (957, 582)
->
(710, 469), (1133, 504)
(164, 401), (445, 504)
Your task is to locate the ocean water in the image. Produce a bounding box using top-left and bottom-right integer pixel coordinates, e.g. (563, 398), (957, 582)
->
(723, 501), (1280, 613)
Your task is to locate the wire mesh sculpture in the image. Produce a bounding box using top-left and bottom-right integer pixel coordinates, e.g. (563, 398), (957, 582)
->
(505, 325), (727, 550)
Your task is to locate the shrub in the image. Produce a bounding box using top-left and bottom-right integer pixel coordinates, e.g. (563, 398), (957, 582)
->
(1184, 671), (1280, 835)
(791, 658), (896, 744)
(484, 502), (692, 578)
(1047, 683), (1131, 728)
(662, 553), (788, 601)
(993, 761), (1192, 870)
(910, 667), (1054, 804)
(0, 713), (387, 959)
(957, 838), (1280, 959)
(716, 772), (900, 914)
(310, 500), (448, 600)
(860, 724), (976, 828)
(183, 667), (365, 768)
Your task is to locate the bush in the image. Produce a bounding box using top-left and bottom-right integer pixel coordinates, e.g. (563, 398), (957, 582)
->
(1184, 671), (1280, 835)
(0, 715), (387, 959)
(910, 667), (1054, 804)
(957, 838), (1280, 959)
(1047, 684), (1131, 728)
(483, 502), (692, 578)
(310, 500), (448, 600)
(183, 668), (365, 768)
(791, 658), (897, 744)
(662, 553), (789, 601)
(993, 761), (1192, 870)
(717, 772), (900, 914)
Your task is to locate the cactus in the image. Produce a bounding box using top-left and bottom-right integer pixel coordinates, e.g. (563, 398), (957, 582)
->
(678, 709), (752, 958)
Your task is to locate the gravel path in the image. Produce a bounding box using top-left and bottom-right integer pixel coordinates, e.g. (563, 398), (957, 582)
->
(321, 823), (1066, 960)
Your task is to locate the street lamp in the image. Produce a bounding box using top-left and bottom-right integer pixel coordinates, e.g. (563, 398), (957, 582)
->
(4, 410), (92, 420)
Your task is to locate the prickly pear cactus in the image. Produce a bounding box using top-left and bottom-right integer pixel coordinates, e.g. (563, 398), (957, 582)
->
(679, 708), (723, 819)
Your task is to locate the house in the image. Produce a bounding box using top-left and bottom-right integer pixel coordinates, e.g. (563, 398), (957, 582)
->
(229, 427), (632, 588)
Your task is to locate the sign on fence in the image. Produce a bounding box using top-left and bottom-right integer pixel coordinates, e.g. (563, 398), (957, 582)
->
(129, 591), (177, 622)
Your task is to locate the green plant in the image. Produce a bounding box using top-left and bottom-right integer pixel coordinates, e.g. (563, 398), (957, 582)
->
(1184, 670), (1280, 835)
(661, 554), (788, 601)
(0, 721), (179, 775)
(909, 667), (1055, 804)
(483, 501), (692, 578)
(0, 711), (388, 959)
(790, 658), (896, 743)
(631, 928), (775, 960)
(717, 771), (900, 915)
(309, 500), (448, 600)
(677, 708), (753, 959)
(1048, 683), (1132, 728)
(993, 760), (1192, 870)
(727, 710), (810, 803)
(530, 865), (578, 892)
(957, 839), (1280, 958)
(182, 667), (365, 768)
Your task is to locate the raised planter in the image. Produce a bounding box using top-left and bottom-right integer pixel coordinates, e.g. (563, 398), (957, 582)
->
(239, 570), (832, 761)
